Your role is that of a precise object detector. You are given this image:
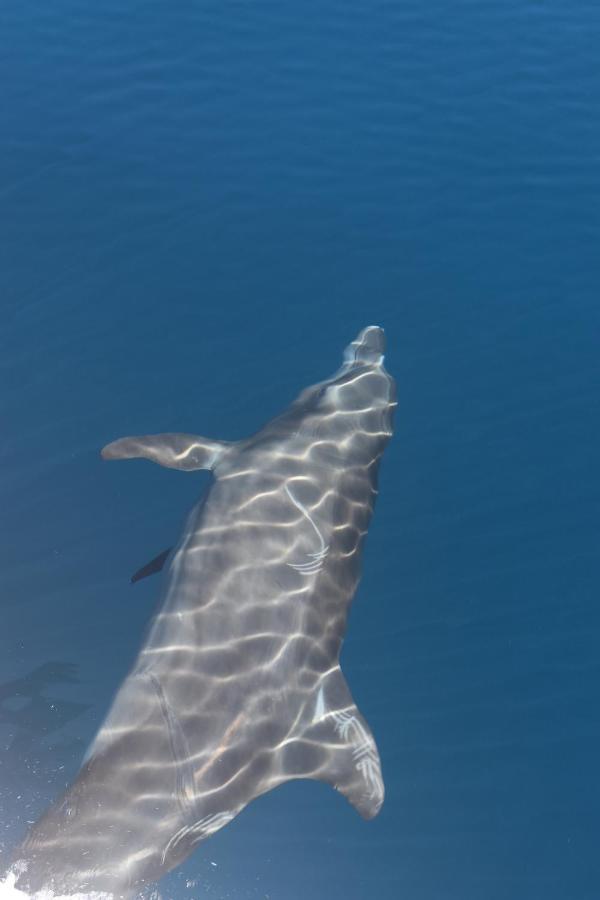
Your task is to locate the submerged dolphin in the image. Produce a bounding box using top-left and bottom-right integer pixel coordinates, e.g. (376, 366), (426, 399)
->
(11, 325), (396, 896)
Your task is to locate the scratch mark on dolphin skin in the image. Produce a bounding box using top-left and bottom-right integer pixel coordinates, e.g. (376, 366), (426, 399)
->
(284, 483), (329, 576)
(331, 710), (384, 804)
(161, 810), (236, 866)
(148, 673), (196, 812)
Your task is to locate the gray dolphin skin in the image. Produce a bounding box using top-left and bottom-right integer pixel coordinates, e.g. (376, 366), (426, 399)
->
(12, 325), (396, 897)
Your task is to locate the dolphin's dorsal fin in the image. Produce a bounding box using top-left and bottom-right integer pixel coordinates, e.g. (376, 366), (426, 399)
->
(101, 434), (229, 471)
(279, 667), (384, 821)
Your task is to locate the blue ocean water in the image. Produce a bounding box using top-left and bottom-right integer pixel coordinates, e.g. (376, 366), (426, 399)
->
(1, 1), (599, 897)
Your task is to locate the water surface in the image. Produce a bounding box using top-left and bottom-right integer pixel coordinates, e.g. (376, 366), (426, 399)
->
(1, 1), (599, 898)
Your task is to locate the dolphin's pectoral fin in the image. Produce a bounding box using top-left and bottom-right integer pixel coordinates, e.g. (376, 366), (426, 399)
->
(279, 669), (384, 820)
(101, 433), (229, 471)
(131, 547), (173, 584)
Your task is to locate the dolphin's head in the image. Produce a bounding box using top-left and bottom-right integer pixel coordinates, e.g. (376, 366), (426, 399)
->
(292, 326), (396, 459)
(341, 324), (387, 368)
(330, 325), (396, 437)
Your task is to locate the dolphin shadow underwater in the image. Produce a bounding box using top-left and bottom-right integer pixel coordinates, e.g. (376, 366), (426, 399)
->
(0, 662), (88, 768)
(10, 325), (396, 896)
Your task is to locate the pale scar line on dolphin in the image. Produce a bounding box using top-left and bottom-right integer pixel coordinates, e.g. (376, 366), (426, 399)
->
(284, 483), (330, 575)
(9, 324), (397, 897)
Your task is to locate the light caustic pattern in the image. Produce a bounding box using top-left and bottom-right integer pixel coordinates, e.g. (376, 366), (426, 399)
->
(9, 326), (396, 897)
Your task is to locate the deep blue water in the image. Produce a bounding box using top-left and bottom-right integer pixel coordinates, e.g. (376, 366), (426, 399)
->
(1, 1), (599, 897)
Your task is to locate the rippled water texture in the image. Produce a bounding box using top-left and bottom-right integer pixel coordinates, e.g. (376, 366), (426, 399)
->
(1, 1), (599, 898)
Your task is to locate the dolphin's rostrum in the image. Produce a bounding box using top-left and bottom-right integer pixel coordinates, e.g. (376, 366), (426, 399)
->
(11, 325), (396, 896)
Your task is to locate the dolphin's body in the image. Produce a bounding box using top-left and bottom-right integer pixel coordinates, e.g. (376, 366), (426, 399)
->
(12, 326), (396, 896)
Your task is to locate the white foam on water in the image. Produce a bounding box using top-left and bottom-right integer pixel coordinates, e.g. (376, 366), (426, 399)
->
(0, 864), (112, 900)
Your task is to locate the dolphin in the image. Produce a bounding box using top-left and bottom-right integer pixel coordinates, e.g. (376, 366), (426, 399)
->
(10, 325), (396, 896)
